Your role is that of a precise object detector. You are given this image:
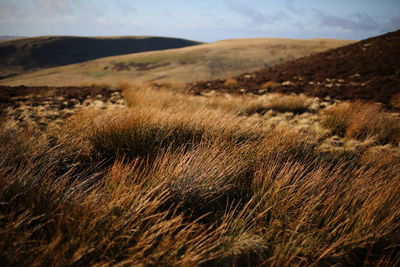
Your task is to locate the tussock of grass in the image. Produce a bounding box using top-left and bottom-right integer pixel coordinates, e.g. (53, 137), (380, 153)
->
(261, 81), (280, 89)
(121, 81), (206, 111)
(240, 94), (312, 115)
(258, 126), (318, 164)
(152, 143), (256, 216)
(205, 93), (313, 116)
(1, 87), (400, 266)
(321, 101), (400, 144)
(263, 93), (312, 114)
(360, 145), (400, 173)
(320, 102), (355, 136)
(224, 78), (238, 88)
(62, 106), (262, 160)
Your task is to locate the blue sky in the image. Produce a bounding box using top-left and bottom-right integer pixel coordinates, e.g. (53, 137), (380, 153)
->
(0, 0), (399, 42)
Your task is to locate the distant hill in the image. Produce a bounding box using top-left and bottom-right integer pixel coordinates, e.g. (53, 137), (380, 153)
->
(0, 38), (354, 86)
(0, 36), (201, 79)
(191, 30), (400, 106)
(0, 36), (26, 42)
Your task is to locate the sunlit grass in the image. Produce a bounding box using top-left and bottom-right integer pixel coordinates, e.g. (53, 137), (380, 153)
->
(1, 84), (399, 266)
(320, 101), (400, 144)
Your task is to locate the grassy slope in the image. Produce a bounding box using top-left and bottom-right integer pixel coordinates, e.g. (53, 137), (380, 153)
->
(0, 35), (201, 79)
(0, 38), (354, 86)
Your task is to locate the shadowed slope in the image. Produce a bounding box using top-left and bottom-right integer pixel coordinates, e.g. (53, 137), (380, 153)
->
(191, 30), (400, 106)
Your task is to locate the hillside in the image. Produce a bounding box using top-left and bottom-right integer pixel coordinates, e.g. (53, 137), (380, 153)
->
(191, 30), (400, 107)
(0, 38), (354, 86)
(0, 35), (201, 79)
(0, 36), (25, 43)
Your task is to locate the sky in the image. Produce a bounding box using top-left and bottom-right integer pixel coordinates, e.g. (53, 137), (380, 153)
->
(0, 0), (399, 42)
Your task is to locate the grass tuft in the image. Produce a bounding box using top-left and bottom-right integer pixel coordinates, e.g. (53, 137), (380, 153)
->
(321, 101), (400, 144)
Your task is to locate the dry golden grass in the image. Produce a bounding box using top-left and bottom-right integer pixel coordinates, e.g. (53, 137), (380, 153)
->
(122, 82), (314, 117)
(224, 78), (238, 88)
(261, 81), (280, 89)
(1, 87), (400, 266)
(249, 94), (312, 115)
(63, 106), (262, 161)
(320, 101), (400, 144)
(250, 157), (400, 266)
(120, 82), (204, 111)
(390, 93), (400, 109)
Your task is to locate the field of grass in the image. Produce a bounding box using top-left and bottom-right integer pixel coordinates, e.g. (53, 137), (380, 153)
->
(0, 38), (354, 86)
(1, 82), (399, 266)
(0, 35), (201, 79)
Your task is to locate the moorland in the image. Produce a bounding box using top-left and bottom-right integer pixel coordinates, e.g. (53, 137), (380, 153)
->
(0, 31), (399, 266)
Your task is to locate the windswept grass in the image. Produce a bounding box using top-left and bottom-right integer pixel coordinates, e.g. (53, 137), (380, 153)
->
(249, 158), (400, 266)
(120, 82), (203, 111)
(1, 86), (399, 266)
(320, 101), (400, 144)
(239, 94), (313, 115)
(61, 105), (262, 160)
(122, 82), (314, 117)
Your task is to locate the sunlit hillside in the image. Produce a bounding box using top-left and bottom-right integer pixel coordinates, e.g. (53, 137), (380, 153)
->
(0, 38), (354, 86)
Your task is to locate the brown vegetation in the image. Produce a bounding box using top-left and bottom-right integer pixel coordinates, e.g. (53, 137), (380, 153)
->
(320, 101), (400, 144)
(1, 84), (399, 266)
(224, 78), (238, 88)
(191, 30), (400, 107)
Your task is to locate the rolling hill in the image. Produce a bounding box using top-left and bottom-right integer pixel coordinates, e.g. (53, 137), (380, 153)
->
(0, 35), (201, 79)
(0, 38), (354, 86)
(191, 30), (400, 107)
(0, 36), (25, 43)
